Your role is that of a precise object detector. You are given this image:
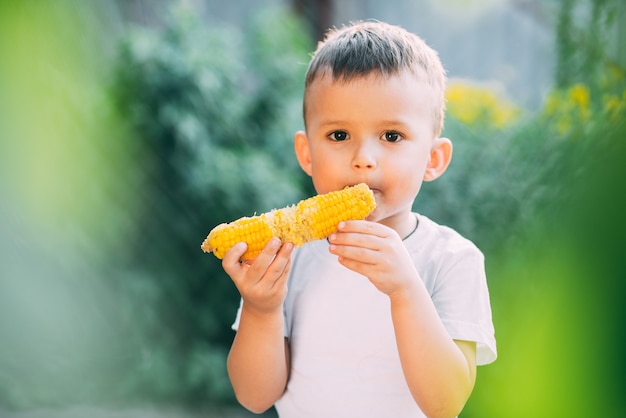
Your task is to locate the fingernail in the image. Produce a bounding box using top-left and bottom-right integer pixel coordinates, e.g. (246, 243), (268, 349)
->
(337, 222), (345, 230)
(329, 233), (336, 242)
(269, 237), (281, 247)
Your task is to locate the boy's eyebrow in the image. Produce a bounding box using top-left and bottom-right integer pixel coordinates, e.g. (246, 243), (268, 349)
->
(379, 119), (411, 127)
(318, 119), (409, 129)
(316, 119), (349, 128)
(316, 118), (411, 127)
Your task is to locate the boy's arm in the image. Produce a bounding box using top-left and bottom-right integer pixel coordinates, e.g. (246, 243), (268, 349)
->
(389, 285), (476, 418)
(222, 239), (293, 414)
(329, 221), (476, 418)
(227, 313), (290, 413)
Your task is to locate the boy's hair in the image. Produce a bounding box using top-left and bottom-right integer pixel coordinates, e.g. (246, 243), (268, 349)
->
(304, 21), (447, 136)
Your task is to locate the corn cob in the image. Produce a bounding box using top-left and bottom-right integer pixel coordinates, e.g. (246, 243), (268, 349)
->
(201, 183), (376, 260)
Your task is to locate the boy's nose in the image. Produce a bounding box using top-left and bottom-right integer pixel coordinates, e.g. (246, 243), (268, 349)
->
(352, 143), (378, 170)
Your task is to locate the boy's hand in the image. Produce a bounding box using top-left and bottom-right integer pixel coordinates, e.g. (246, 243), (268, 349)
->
(328, 220), (417, 296)
(223, 238), (294, 316)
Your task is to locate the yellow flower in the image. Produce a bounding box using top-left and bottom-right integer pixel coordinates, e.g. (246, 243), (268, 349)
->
(445, 81), (520, 128)
(569, 84), (589, 107)
(541, 84), (597, 134)
(568, 84), (590, 118)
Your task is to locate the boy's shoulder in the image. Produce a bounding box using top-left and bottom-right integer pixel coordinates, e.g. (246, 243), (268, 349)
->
(409, 213), (483, 259)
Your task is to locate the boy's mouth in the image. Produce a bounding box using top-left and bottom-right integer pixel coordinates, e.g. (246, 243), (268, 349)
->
(349, 182), (380, 198)
(348, 182), (374, 190)
(363, 183), (378, 194)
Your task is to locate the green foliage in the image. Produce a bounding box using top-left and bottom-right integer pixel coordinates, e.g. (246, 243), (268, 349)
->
(419, 0), (626, 257)
(463, 110), (626, 418)
(0, 0), (155, 410)
(0, 2), (311, 410)
(451, 2), (626, 416)
(107, 4), (312, 405)
(554, 0), (623, 94)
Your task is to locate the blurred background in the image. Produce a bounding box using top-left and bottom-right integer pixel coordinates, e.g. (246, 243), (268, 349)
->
(0, 0), (624, 417)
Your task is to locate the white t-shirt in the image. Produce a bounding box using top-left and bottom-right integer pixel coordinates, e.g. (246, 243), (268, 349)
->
(233, 214), (497, 417)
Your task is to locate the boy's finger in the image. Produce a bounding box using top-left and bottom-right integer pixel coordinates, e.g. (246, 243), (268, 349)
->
(271, 242), (294, 274)
(338, 220), (388, 237)
(247, 238), (282, 273)
(222, 242), (248, 276)
(258, 237), (282, 259)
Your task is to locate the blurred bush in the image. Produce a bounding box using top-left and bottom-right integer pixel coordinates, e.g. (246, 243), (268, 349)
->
(108, 4), (312, 405)
(435, 1), (626, 415)
(0, 0), (148, 409)
(463, 105), (626, 418)
(0, 1), (311, 410)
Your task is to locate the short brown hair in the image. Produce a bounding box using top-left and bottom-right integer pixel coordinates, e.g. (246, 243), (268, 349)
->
(304, 21), (447, 136)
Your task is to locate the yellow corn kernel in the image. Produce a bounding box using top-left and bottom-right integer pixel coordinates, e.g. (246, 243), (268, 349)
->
(201, 183), (376, 260)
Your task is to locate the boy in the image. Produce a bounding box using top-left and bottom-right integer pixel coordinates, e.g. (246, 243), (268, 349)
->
(222, 21), (496, 417)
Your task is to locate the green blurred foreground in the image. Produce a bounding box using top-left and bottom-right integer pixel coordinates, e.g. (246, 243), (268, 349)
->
(0, 1), (625, 417)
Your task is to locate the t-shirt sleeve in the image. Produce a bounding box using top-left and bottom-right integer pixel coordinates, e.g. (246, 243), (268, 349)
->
(231, 298), (290, 338)
(431, 247), (497, 365)
(231, 298), (243, 331)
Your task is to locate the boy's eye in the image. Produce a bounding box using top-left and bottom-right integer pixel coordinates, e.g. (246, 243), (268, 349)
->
(382, 131), (402, 142)
(329, 130), (349, 141)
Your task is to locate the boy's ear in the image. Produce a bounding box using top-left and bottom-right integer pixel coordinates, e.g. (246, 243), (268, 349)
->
(423, 137), (453, 182)
(294, 130), (313, 176)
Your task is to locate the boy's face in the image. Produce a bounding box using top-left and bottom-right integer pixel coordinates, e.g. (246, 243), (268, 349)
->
(295, 70), (451, 232)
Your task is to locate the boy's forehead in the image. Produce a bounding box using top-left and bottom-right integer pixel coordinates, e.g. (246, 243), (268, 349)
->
(303, 71), (439, 124)
(304, 70), (437, 106)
